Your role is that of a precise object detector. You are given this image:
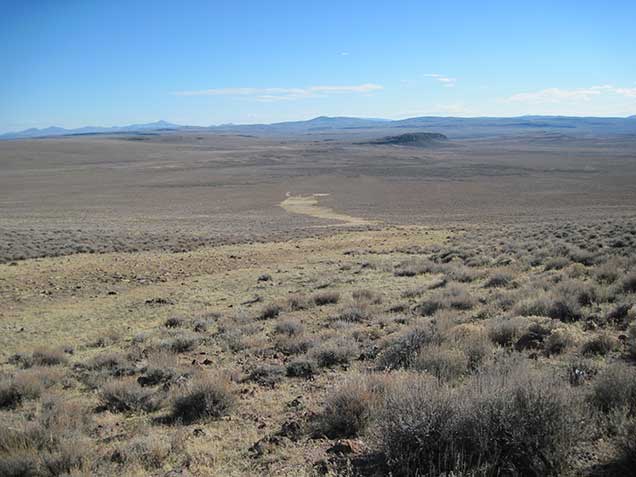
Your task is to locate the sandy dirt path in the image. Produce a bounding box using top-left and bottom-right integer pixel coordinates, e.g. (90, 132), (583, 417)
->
(280, 193), (380, 226)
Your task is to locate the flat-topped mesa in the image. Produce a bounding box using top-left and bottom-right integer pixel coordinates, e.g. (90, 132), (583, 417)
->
(370, 132), (448, 146)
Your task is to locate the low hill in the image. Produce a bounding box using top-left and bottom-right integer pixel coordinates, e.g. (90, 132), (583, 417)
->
(369, 132), (448, 146)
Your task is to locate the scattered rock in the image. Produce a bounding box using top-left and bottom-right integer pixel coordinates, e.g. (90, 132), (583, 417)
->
(514, 331), (544, 351)
(327, 439), (366, 455)
(164, 469), (193, 477)
(249, 435), (283, 458)
(584, 320), (598, 331)
(313, 458), (331, 475)
(145, 297), (174, 305)
(240, 295), (262, 306)
(286, 361), (315, 379)
(278, 420), (303, 441)
(287, 396), (305, 409)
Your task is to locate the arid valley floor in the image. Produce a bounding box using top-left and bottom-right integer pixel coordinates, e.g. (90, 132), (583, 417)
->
(1, 130), (636, 476)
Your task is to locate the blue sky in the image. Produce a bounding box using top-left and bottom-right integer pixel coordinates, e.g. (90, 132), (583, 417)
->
(1, 0), (635, 132)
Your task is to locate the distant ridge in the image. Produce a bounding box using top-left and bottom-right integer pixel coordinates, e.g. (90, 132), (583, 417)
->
(0, 120), (181, 140)
(2, 115), (636, 140)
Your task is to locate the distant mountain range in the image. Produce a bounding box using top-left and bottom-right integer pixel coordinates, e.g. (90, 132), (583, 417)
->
(0, 120), (181, 140)
(2, 115), (636, 140)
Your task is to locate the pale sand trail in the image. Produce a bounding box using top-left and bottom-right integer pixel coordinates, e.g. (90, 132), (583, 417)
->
(280, 193), (380, 226)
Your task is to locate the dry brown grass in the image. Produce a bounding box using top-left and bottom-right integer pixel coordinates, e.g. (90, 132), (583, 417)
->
(2, 218), (636, 475)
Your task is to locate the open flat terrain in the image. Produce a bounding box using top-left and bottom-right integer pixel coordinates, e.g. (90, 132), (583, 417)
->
(1, 131), (636, 476)
(1, 132), (636, 262)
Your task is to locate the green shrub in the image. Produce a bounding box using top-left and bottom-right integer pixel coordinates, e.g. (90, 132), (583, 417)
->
(394, 258), (435, 277)
(488, 317), (525, 347)
(414, 284), (475, 316)
(544, 256), (570, 270)
(617, 420), (636, 468)
(0, 396), (93, 476)
(547, 295), (582, 322)
(628, 322), (636, 358)
(556, 279), (597, 306)
(413, 345), (469, 381)
(376, 324), (438, 370)
(83, 351), (134, 376)
(373, 363), (576, 476)
(164, 316), (185, 328)
(114, 434), (172, 470)
(352, 288), (383, 304)
(160, 331), (199, 353)
(99, 378), (163, 413)
(311, 338), (358, 367)
(286, 360), (315, 378)
(588, 364), (636, 415)
(274, 319), (304, 336)
(171, 374), (235, 424)
(515, 289), (583, 322)
(484, 272), (512, 288)
(0, 373), (42, 409)
(245, 365), (285, 387)
(275, 334), (314, 355)
(287, 294), (309, 311)
(581, 334), (617, 356)
(312, 291), (340, 306)
(622, 271), (636, 293)
(331, 303), (372, 322)
(9, 347), (68, 369)
(257, 303), (281, 320)
(544, 328), (577, 355)
(317, 374), (387, 438)
(595, 259), (622, 284)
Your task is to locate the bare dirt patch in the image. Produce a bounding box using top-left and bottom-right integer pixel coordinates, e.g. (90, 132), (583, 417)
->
(280, 193), (380, 226)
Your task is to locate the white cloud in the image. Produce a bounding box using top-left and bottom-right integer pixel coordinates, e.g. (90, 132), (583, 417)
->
(385, 102), (475, 119)
(506, 85), (636, 103)
(173, 83), (382, 101)
(614, 87), (636, 98)
(423, 73), (457, 87)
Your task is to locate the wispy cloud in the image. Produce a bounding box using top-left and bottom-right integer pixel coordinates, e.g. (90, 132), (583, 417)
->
(173, 83), (382, 101)
(506, 85), (636, 103)
(613, 86), (636, 98)
(388, 102), (474, 119)
(423, 73), (457, 87)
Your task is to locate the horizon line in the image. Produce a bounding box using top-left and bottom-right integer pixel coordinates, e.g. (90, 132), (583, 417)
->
(3, 113), (636, 136)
